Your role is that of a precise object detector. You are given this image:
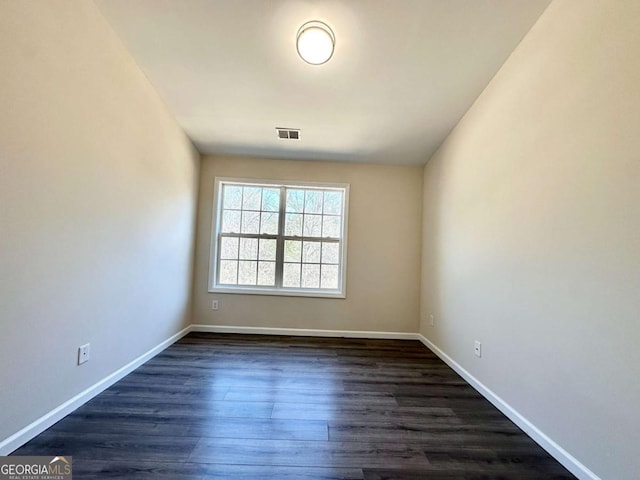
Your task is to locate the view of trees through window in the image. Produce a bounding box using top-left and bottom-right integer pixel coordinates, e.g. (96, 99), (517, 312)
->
(215, 181), (346, 293)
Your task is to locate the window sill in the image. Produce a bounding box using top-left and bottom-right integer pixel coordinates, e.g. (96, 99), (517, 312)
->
(209, 286), (346, 299)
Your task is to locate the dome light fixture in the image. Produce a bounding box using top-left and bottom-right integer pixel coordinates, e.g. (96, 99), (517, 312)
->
(296, 21), (335, 65)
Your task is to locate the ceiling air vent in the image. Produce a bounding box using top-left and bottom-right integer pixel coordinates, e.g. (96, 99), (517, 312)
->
(276, 128), (300, 140)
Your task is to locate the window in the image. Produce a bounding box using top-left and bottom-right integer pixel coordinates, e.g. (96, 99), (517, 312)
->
(209, 177), (349, 298)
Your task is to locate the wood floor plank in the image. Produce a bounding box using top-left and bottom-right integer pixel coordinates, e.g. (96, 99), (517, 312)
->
(47, 412), (328, 441)
(272, 403), (459, 424)
(224, 387), (398, 406)
(10, 333), (575, 479)
(98, 384), (229, 403)
(80, 398), (275, 419)
(74, 461), (364, 480)
(363, 468), (574, 480)
(186, 417), (329, 441)
(189, 438), (431, 469)
(13, 431), (198, 463)
(182, 373), (344, 390)
(328, 422), (525, 443)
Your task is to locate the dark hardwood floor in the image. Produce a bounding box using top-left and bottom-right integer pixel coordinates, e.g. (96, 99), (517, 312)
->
(13, 333), (576, 479)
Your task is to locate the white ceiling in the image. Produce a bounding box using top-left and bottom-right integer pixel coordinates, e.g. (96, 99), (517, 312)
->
(95, 0), (551, 165)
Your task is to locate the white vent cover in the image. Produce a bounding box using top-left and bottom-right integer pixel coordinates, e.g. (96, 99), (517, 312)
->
(276, 128), (300, 140)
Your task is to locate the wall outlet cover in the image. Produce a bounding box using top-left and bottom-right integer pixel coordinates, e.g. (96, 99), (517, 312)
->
(78, 343), (90, 365)
(474, 341), (482, 358)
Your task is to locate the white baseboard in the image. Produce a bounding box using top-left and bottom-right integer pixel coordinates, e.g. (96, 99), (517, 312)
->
(416, 333), (600, 480)
(190, 324), (419, 340)
(0, 326), (192, 456)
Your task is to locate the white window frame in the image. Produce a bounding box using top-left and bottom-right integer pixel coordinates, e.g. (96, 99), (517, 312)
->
(208, 177), (349, 298)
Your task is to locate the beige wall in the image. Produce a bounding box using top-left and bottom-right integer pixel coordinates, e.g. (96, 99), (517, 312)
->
(420, 1), (640, 479)
(193, 155), (422, 333)
(0, 2), (199, 445)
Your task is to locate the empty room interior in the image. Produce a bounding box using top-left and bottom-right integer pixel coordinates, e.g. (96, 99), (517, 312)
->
(1, 1), (638, 479)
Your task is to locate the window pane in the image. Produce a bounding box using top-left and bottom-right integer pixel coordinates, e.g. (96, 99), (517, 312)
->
(302, 241), (321, 263)
(322, 242), (340, 264)
(223, 185), (242, 210)
(302, 264), (320, 288)
(239, 237), (258, 260)
(303, 214), (322, 237)
(286, 189), (305, 213)
(241, 211), (260, 234)
(259, 239), (276, 261)
(219, 260), (238, 284)
(304, 190), (323, 214)
(262, 188), (280, 212)
(321, 264), (339, 289)
(323, 191), (342, 215)
(260, 211), (279, 235)
(215, 181), (346, 295)
(322, 215), (341, 238)
(238, 261), (257, 285)
(258, 261), (275, 286)
(242, 186), (262, 210)
(285, 213), (302, 236)
(220, 237), (239, 259)
(284, 240), (302, 262)
(221, 210), (241, 233)
(283, 263), (301, 287)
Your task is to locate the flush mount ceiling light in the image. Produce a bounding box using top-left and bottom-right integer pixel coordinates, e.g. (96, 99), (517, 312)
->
(296, 21), (335, 65)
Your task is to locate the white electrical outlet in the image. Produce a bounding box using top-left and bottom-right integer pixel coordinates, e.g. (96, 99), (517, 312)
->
(474, 340), (482, 358)
(429, 314), (435, 327)
(78, 343), (90, 365)
(211, 300), (219, 310)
